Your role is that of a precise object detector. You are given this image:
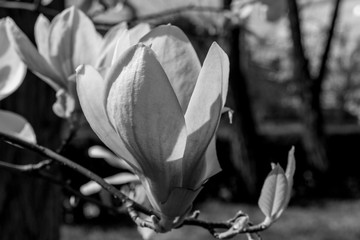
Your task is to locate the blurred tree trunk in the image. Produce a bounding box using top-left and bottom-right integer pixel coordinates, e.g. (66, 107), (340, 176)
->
(287, 0), (342, 171)
(226, 25), (259, 198)
(220, 0), (259, 198)
(0, 1), (64, 240)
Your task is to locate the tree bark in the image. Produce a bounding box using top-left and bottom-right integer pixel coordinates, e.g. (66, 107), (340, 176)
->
(0, 2), (64, 239)
(225, 25), (259, 198)
(287, 0), (342, 171)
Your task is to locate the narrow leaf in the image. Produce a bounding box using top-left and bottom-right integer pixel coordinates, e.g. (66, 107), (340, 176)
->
(258, 164), (288, 221)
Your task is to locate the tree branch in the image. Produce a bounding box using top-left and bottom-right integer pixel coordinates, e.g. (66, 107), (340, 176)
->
(315, 0), (342, 90)
(0, 131), (270, 237)
(288, 0), (312, 82)
(0, 1), (59, 17)
(0, 131), (158, 218)
(0, 159), (125, 216)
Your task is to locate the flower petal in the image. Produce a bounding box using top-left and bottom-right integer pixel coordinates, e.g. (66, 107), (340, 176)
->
(111, 23), (151, 65)
(0, 19), (26, 101)
(51, 88), (75, 118)
(34, 14), (51, 64)
(75, 64), (140, 172)
(128, 23), (151, 44)
(0, 110), (36, 143)
(95, 22), (127, 68)
(182, 42), (229, 188)
(158, 187), (201, 219)
(48, 7), (102, 80)
(105, 44), (187, 201)
(140, 25), (201, 112)
(5, 17), (63, 90)
(203, 136), (222, 180)
(88, 145), (132, 171)
(80, 172), (139, 196)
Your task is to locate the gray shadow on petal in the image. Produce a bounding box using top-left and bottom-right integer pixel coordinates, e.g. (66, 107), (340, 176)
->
(0, 66), (11, 87)
(182, 95), (223, 189)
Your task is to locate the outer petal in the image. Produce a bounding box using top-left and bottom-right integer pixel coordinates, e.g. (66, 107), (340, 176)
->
(182, 42), (229, 188)
(48, 7), (102, 80)
(0, 110), (36, 143)
(95, 22), (127, 68)
(203, 136), (221, 180)
(128, 23), (151, 45)
(75, 64), (140, 171)
(5, 17), (64, 90)
(105, 44), (187, 202)
(140, 25), (201, 113)
(0, 19), (26, 100)
(111, 23), (151, 65)
(34, 14), (52, 66)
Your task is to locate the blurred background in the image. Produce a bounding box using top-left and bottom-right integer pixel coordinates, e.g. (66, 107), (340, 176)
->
(1, 0), (360, 239)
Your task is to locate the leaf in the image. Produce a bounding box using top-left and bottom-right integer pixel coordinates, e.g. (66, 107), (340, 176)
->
(258, 164), (288, 222)
(273, 146), (297, 220)
(0, 110), (36, 143)
(286, 146), (296, 182)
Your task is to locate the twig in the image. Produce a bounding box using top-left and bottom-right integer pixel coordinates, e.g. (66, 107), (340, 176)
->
(314, 0), (342, 90)
(0, 1), (59, 17)
(56, 123), (78, 153)
(0, 131), (158, 218)
(0, 160), (123, 215)
(94, 5), (225, 30)
(0, 131), (271, 237)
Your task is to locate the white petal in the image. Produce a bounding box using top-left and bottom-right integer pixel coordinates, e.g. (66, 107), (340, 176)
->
(182, 42), (229, 186)
(0, 19), (26, 100)
(5, 17), (64, 90)
(75, 64), (141, 171)
(95, 22), (128, 68)
(88, 145), (132, 170)
(105, 44), (187, 202)
(128, 23), (151, 44)
(34, 14), (51, 64)
(80, 173), (139, 196)
(203, 136), (222, 180)
(140, 25), (201, 112)
(48, 7), (102, 79)
(106, 44), (187, 168)
(111, 23), (151, 65)
(51, 88), (75, 118)
(0, 110), (36, 143)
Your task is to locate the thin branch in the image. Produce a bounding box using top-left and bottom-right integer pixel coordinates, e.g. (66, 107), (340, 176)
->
(12, 122), (79, 172)
(0, 1), (59, 17)
(0, 131), (158, 218)
(56, 123), (78, 153)
(0, 131), (270, 237)
(94, 5), (225, 30)
(288, 0), (312, 82)
(0, 160), (123, 215)
(315, 0), (342, 89)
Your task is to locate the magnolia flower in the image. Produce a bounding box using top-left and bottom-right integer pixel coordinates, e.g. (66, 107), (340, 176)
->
(82, 145), (156, 240)
(76, 25), (229, 232)
(0, 19), (36, 143)
(5, 6), (150, 119)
